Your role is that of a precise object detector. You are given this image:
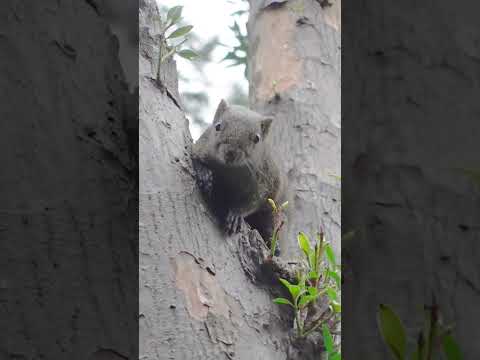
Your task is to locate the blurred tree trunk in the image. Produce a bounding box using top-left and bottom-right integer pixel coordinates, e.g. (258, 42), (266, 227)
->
(342, 2), (480, 358)
(248, 0), (341, 258)
(0, 1), (138, 359)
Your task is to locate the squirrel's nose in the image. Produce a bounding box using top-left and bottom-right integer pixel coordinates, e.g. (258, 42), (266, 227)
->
(225, 150), (235, 163)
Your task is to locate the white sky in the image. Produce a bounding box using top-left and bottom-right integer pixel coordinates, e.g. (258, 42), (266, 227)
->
(156, 0), (249, 140)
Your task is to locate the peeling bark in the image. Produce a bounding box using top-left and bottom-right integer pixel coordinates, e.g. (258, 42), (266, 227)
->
(140, 1), (293, 359)
(248, 0), (341, 260)
(140, 0), (340, 358)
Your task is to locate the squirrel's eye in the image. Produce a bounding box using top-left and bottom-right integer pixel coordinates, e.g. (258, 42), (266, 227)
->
(215, 123), (221, 131)
(253, 133), (261, 144)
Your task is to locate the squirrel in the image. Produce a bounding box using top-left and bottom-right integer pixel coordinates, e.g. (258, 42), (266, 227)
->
(192, 99), (283, 246)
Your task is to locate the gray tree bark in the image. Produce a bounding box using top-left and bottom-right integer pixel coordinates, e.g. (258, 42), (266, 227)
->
(139, 0), (340, 359)
(140, 1), (286, 359)
(0, 1), (137, 359)
(342, 2), (480, 359)
(248, 0), (341, 258)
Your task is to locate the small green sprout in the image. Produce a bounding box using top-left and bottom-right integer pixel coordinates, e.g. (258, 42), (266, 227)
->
(273, 276), (320, 337)
(322, 324), (341, 360)
(157, 5), (198, 81)
(273, 230), (341, 357)
(267, 198), (288, 257)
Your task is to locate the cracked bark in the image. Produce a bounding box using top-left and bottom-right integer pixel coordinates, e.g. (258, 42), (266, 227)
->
(0, 1), (138, 359)
(140, 1), (290, 359)
(248, 0), (341, 260)
(139, 0), (339, 359)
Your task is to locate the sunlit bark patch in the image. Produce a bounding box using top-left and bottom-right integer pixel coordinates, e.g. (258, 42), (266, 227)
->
(252, 7), (303, 101)
(173, 252), (232, 321)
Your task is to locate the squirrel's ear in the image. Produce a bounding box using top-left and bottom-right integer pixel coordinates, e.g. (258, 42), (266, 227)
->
(261, 117), (273, 137)
(214, 99), (228, 122)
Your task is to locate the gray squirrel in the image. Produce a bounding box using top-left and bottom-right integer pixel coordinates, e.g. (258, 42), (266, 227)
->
(192, 99), (283, 245)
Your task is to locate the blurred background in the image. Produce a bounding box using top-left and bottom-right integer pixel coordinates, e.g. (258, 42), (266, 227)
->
(157, 0), (250, 140)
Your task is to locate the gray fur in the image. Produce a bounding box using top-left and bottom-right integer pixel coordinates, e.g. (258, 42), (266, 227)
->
(192, 99), (281, 217)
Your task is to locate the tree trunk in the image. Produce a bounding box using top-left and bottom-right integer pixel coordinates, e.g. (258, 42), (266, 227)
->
(139, 0), (318, 360)
(342, 2), (480, 358)
(1, 1), (137, 359)
(247, 0), (341, 258)
(140, 0), (340, 359)
(140, 1), (286, 359)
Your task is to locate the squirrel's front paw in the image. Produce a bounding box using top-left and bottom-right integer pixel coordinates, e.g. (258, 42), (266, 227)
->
(272, 244), (281, 257)
(225, 212), (243, 235)
(192, 159), (214, 197)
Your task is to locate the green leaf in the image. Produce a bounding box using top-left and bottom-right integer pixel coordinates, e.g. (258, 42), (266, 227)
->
(325, 244), (337, 268)
(328, 270), (341, 288)
(177, 49), (198, 60)
(273, 297), (294, 307)
(280, 201), (289, 209)
(377, 304), (407, 360)
(167, 25), (193, 39)
(279, 277), (292, 289)
(221, 51), (240, 62)
(322, 324), (335, 354)
(278, 278), (292, 289)
(166, 6), (183, 26)
(330, 352), (341, 360)
(308, 252), (316, 272)
(298, 294), (317, 308)
(315, 232), (325, 271)
(267, 198), (277, 211)
(443, 334), (462, 360)
(297, 272), (307, 288)
(298, 232), (312, 259)
(326, 287), (338, 302)
(331, 301), (341, 313)
(412, 333), (425, 360)
(422, 307), (432, 356)
(279, 278), (302, 301)
(160, 47), (176, 64)
(308, 270), (319, 281)
(307, 286), (318, 296)
(410, 349), (420, 360)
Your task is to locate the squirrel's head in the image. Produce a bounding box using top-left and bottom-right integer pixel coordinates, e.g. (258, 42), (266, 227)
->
(202, 99), (273, 167)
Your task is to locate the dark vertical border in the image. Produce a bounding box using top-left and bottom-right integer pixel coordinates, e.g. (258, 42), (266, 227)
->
(0, 1), (139, 359)
(343, 1), (479, 359)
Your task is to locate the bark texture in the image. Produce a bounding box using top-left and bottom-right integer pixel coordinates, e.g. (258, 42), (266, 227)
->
(248, 0), (341, 258)
(140, 1), (288, 359)
(0, 1), (137, 359)
(140, 0), (340, 358)
(343, 2), (480, 358)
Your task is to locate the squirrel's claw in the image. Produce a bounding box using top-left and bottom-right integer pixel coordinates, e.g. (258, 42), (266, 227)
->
(225, 212), (243, 235)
